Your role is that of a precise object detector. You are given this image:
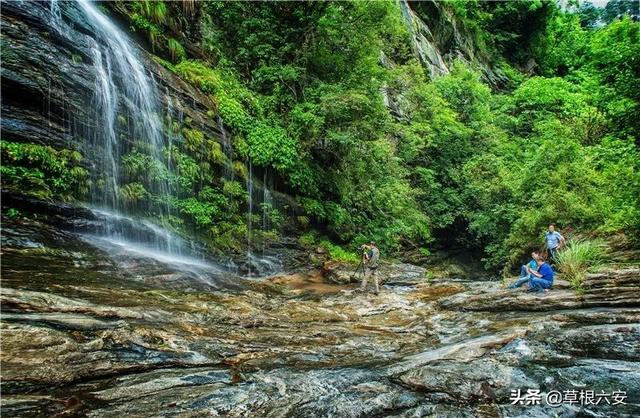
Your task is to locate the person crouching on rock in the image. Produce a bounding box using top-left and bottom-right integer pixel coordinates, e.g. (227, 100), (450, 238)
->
(528, 254), (554, 292)
(508, 251), (539, 289)
(360, 241), (380, 295)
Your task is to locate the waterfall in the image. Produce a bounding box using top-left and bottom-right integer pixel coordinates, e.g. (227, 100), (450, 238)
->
(262, 169), (273, 235)
(243, 166), (282, 277)
(165, 92), (183, 199)
(246, 159), (254, 276)
(62, 0), (190, 263)
(217, 115), (234, 181)
(88, 44), (119, 209)
(32, 0), (281, 281)
(78, 0), (169, 200)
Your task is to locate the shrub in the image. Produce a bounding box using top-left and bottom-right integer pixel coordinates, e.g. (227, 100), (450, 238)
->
(173, 197), (218, 227)
(119, 182), (147, 204)
(556, 238), (606, 292)
(174, 60), (221, 95)
(130, 12), (162, 50)
(138, 0), (168, 24)
(299, 231), (317, 247)
(0, 141), (89, 201)
(243, 122), (297, 173)
(182, 127), (204, 152)
(318, 239), (358, 263)
(174, 60), (256, 131)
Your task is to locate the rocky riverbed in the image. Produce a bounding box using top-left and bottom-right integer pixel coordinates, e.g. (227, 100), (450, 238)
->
(2, 216), (639, 417)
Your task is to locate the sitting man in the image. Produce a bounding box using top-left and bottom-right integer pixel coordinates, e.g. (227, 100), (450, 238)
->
(528, 254), (554, 292)
(508, 251), (539, 289)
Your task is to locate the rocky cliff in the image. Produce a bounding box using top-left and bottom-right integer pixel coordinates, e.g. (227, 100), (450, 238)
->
(399, 0), (508, 87)
(1, 1), (220, 160)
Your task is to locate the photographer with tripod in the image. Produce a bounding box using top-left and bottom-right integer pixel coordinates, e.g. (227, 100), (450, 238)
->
(358, 241), (380, 295)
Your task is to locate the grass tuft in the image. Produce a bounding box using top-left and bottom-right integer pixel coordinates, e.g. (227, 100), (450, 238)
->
(556, 238), (606, 292)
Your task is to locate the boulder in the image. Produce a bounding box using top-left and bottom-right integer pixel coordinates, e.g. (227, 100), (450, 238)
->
(322, 261), (357, 284)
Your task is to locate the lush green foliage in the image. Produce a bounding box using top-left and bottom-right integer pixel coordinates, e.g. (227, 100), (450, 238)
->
(0, 141), (89, 201)
(174, 60), (258, 132)
(298, 232), (358, 263)
(129, 1), (163, 50)
(117, 126), (253, 251)
(125, 0), (197, 62)
(167, 38), (186, 63)
(243, 122), (297, 173)
(114, 0), (640, 262)
(192, 1), (431, 251)
(535, 14), (639, 139)
(449, 0), (556, 66)
(318, 240), (359, 263)
(6, 1), (637, 265)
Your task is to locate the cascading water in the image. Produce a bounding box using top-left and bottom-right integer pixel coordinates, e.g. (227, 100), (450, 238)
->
(77, 0), (168, 206)
(262, 186), (273, 234)
(48, 0), (200, 267)
(243, 165), (283, 277)
(246, 159), (254, 276)
(217, 115), (234, 181)
(218, 112), (280, 277)
(87, 44), (119, 210)
(35, 1), (282, 279)
(262, 169), (273, 252)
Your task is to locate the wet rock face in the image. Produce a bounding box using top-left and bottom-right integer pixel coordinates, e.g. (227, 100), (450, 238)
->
(1, 1), (222, 153)
(1, 2), (93, 149)
(2, 0), (245, 221)
(2, 220), (639, 417)
(398, 0), (508, 88)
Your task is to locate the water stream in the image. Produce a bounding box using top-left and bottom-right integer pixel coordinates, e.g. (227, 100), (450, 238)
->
(262, 169), (273, 235)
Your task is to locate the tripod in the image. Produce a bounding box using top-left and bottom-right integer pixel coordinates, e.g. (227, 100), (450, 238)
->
(350, 257), (367, 280)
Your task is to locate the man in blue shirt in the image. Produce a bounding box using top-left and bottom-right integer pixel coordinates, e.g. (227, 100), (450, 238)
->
(545, 224), (565, 261)
(508, 251), (539, 289)
(528, 255), (554, 292)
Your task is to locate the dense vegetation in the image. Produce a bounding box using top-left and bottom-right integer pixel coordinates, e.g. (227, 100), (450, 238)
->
(128, 0), (639, 268)
(1, 141), (89, 201)
(4, 0), (638, 271)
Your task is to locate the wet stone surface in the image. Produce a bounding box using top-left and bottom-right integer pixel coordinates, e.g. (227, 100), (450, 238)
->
(1, 219), (640, 417)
